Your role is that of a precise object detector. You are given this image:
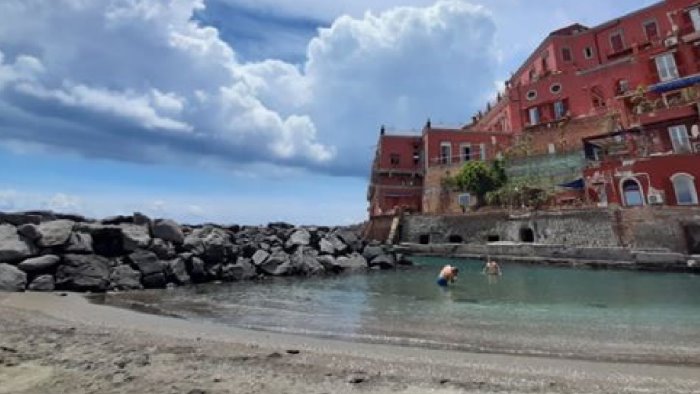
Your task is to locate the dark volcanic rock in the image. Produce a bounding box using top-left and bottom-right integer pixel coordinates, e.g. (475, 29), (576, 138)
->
(150, 239), (176, 260)
(81, 225), (125, 257)
(0, 212), (42, 226)
(109, 265), (142, 290)
(221, 258), (257, 281)
(285, 229), (311, 248)
(316, 255), (342, 273)
(151, 219), (184, 244)
(36, 220), (75, 247)
(326, 235), (348, 254)
(17, 255), (60, 273)
(259, 251), (293, 276)
(184, 226), (234, 263)
(120, 224), (151, 252)
(251, 250), (270, 266)
(132, 212), (151, 226)
(56, 254), (111, 291)
(127, 250), (166, 287)
(0, 263), (27, 291)
(369, 253), (396, 270)
(291, 250), (324, 276)
(362, 245), (384, 262)
(318, 238), (335, 255)
(28, 274), (55, 291)
(0, 224), (33, 263)
(64, 232), (93, 254)
(188, 256), (207, 282)
(17, 223), (41, 241)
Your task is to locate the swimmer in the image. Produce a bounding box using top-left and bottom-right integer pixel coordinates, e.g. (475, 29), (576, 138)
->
(437, 264), (459, 287)
(483, 259), (502, 276)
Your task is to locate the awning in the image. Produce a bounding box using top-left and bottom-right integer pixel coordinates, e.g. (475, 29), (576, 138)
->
(649, 74), (700, 93)
(558, 178), (585, 189)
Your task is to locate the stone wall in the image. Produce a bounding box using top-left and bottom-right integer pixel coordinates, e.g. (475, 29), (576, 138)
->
(401, 207), (700, 254)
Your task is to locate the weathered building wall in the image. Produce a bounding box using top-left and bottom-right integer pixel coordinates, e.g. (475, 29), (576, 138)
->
(400, 207), (700, 253)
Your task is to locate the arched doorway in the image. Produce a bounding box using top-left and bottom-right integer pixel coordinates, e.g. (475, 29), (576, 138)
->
(520, 227), (535, 243)
(418, 234), (430, 245)
(448, 235), (463, 243)
(621, 178), (644, 207)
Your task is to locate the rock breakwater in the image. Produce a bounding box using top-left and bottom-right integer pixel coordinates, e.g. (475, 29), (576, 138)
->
(0, 211), (409, 292)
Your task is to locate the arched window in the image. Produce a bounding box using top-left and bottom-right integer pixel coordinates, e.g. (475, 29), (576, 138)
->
(621, 178), (644, 207)
(671, 173), (698, 205)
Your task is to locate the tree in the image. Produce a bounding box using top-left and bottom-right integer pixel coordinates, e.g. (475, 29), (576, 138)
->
(450, 160), (507, 208)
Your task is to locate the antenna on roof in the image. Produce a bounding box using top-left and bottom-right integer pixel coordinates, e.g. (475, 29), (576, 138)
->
(425, 118), (432, 129)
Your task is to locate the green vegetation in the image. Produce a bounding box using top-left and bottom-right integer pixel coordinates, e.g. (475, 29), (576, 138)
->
(444, 160), (507, 208)
(485, 177), (554, 210)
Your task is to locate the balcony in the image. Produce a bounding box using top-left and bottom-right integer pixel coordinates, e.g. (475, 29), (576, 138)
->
(628, 85), (699, 126)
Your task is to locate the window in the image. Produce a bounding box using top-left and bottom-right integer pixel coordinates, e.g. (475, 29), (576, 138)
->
(460, 144), (471, 162)
(610, 32), (625, 52)
(655, 53), (679, 82)
(541, 51), (550, 71)
(526, 90), (538, 101)
(622, 179), (644, 207)
(548, 143), (556, 154)
(479, 143), (486, 160)
(672, 173), (698, 205)
(690, 8), (700, 32)
(528, 107), (540, 125)
(390, 153), (400, 166)
(554, 100), (567, 119)
(562, 47), (572, 62)
(584, 47), (594, 59)
(458, 193), (471, 207)
(643, 21), (659, 41)
(550, 83), (562, 94)
(528, 68), (537, 82)
(669, 125), (691, 153)
(440, 142), (452, 165)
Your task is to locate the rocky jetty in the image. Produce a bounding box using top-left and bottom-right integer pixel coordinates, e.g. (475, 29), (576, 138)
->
(0, 211), (410, 292)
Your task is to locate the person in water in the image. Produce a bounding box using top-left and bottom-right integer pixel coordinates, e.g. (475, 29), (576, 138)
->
(437, 265), (459, 287)
(483, 259), (502, 276)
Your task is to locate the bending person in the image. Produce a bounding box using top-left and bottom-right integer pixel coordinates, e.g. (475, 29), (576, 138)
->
(437, 264), (459, 287)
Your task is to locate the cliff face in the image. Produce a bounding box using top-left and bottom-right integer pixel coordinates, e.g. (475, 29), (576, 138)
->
(0, 211), (410, 292)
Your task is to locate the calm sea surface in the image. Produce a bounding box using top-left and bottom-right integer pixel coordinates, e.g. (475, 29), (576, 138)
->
(97, 257), (700, 364)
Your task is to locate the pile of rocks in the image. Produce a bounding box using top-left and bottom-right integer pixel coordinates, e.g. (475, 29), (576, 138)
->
(0, 211), (410, 292)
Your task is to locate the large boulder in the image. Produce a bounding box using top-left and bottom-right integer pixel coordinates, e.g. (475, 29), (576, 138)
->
(56, 254), (111, 291)
(17, 255), (60, 273)
(258, 251), (293, 276)
(36, 220), (75, 247)
(326, 235), (348, 255)
(188, 256), (207, 282)
(317, 255), (342, 273)
(120, 224), (151, 252)
(28, 274), (55, 291)
(165, 257), (190, 285)
(337, 253), (368, 271)
(109, 265), (142, 290)
(150, 239), (176, 260)
(362, 245), (384, 262)
(221, 258), (257, 281)
(77, 224), (126, 257)
(151, 219), (184, 244)
(184, 227), (234, 263)
(335, 230), (360, 252)
(318, 238), (335, 255)
(369, 253), (396, 270)
(64, 232), (93, 254)
(285, 229), (311, 248)
(17, 223), (41, 241)
(0, 224), (33, 263)
(0, 212), (41, 226)
(0, 263), (27, 291)
(127, 250), (166, 288)
(291, 251), (324, 276)
(251, 249), (270, 266)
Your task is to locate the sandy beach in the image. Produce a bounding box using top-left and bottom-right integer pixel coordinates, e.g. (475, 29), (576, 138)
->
(0, 292), (699, 394)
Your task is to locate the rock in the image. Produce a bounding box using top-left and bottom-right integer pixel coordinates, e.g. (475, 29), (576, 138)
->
(142, 272), (167, 288)
(109, 265), (142, 290)
(166, 257), (191, 284)
(267, 222), (294, 230)
(317, 255), (342, 273)
(285, 229), (311, 248)
(151, 219), (184, 244)
(150, 239), (176, 259)
(28, 274), (55, 291)
(251, 250), (270, 266)
(56, 254), (111, 291)
(0, 224), (33, 263)
(127, 250), (166, 288)
(188, 256), (206, 282)
(337, 253), (368, 271)
(362, 245), (384, 262)
(184, 227), (234, 263)
(0, 212), (42, 226)
(132, 212), (151, 226)
(318, 238), (335, 255)
(17, 255), (60, 273)
(64, 232), (93, 254)
(327, 235), (348, 254)
(101, 215), (133, 225)
(259, 251), (293, 276)
(369, 253), (396, 270)
(84, 225), (126, 257)
(291, 251), (324, 276)
(120, 224), (151, 252)
(0, 263), (27, 291)
(36, 220), (75, 247)
(17, 223), (41, 241)
(396, 254), (414, 266)
(221, 258), (257, 281)
(335, 230), (360, 251)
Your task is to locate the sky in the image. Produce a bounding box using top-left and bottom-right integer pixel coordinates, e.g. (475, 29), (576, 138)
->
(0, 0), (657, 225)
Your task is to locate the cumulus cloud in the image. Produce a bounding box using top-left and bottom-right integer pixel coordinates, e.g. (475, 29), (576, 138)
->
(0, 0), (498, 176)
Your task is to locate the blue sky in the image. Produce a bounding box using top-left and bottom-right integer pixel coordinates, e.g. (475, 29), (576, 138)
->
(0, 0), (656, 225)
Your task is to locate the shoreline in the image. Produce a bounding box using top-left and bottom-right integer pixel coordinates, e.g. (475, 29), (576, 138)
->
(2, 292), (700, 393)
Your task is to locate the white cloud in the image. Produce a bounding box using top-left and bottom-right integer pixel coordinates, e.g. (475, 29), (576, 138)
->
(0, 0), (498, 176)
(43, 193), (82, 213)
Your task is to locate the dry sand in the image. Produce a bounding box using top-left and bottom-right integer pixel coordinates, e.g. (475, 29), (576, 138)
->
(1, 292), (699, 394)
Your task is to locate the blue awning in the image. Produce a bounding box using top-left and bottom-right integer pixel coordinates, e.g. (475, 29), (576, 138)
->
(649, 74), (700, 93)
(558, 178), (585, 190)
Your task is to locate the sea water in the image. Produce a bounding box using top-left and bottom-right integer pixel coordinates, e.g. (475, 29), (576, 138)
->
(99, 257), (700, 364)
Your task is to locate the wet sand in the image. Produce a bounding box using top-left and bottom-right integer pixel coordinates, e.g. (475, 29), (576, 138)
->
(1, 292), (699, 393)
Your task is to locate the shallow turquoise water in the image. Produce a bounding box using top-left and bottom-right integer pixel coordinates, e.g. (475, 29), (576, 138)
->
(102, 257), (700, 364)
